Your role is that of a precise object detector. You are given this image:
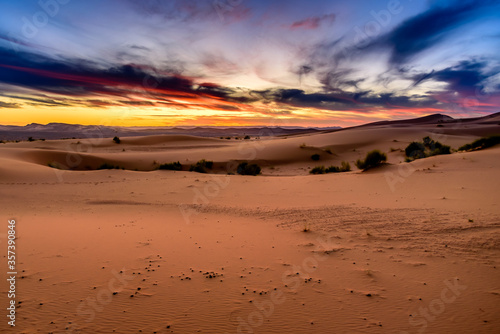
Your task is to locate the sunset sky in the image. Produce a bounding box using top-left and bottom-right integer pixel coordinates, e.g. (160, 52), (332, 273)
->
(1, 0), (499, 127)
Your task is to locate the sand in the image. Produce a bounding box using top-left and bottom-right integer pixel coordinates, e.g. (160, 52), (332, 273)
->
(0, 115), (499, 333)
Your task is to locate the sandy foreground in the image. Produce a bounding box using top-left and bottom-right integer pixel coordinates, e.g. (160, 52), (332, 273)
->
(0, 119), (499, 333)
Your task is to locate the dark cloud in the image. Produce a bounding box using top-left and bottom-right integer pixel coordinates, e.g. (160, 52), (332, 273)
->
(0, 42), (495, 116)
(0, 46), (253, 107)
(119, 100), (157, 106)
(0, 94), (71, 107)
(0, 101), (20, 108)
(253, 88), (438, 111)
(369, 0), (500, 65)
(412, 59), (491, 96)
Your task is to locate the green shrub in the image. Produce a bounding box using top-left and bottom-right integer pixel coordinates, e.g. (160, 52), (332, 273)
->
(430, 144), (451, 156)
(355, 150), (387, 170)
(324, 161), (351, 173)
(189, 159), (213, 173)
(98, 163), (122, 170)
(325, 166), (338, 173)
(405, 141), (426, 159)
(310, 166), (326, 174)
(48, 161), (63, 169)
(158, 161), (182, 171)
(311, 154), (320, 161)
(237, 162), (261, 175)
(113, 136), (121, 144)
(340, 161), (351, 172)
(405, 137), (451, 160)
(458, 135), (500, 151)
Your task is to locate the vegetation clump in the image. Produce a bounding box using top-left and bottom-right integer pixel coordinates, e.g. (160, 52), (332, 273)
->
(158, 161), (182, 171)
(310, 161), (351, 174)
(113, 136), (121, 144)
(405, 136), (451, 161)
(311, 154), (320, 161)
(237, 162), (261, 176)
(310, 166), (326, 174)
(458, 135), (500, 152)
(326, 161), (351, 173)
(189, 159), (213, 173)
(48, 161), (64, 169)
(98, 163), (124, 170)
(355, 150), (387, 170)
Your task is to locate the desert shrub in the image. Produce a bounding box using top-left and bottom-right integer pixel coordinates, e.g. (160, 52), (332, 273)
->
(48, 161), (63, 169)
(405, 137), (451, 160)
(324, 148), (333, 154)
(430, 144), (451, 156)
(355, 150), (387, 170)
(324, 161), (351, 173)
(113, 136), (121, 144)
(405, 141), (426, 159)
(28, 137), (35, 142)
(225, 137), (231, 140)
(98, 163), (122, 170)
(340, 161), (351, 172)
(422, 136), (434, 148)
(310, 166), (326, 174)
(237, 162), (261, 175)
(458, 135), (500, 151)
(189, 159), (213, 173)
(244, 135), (251, 140)
(158, 161), (182, 171)
(325, 166), (338, 173)
(311, 154), (320, 161)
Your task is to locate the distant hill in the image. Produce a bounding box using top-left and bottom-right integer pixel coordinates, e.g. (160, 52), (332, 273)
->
(316, 112), (500, 134)
(0, 123), (337, 141)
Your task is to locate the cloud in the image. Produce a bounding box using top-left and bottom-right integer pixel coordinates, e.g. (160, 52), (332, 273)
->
(0, 46), (255, 109)
(127, 0), (251, 24)
(0, 101), (20, 108)
(119, 100), (157, 106)
(373, 0), (500, 65)
(412, 59), (490, 96)
(253, 88), (438, 112)
(0, 94), (71, 107)
(288, 13), (336, 30)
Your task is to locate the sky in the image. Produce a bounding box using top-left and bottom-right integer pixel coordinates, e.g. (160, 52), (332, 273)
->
(0, 0), (499, 127)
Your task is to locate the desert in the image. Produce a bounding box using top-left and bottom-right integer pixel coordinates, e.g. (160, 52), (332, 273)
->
(1, 113), (499, 333)
(2, 1), (500, 333)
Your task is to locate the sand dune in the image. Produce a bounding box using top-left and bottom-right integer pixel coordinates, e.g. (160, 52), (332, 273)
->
(1, 115), (499, 333)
